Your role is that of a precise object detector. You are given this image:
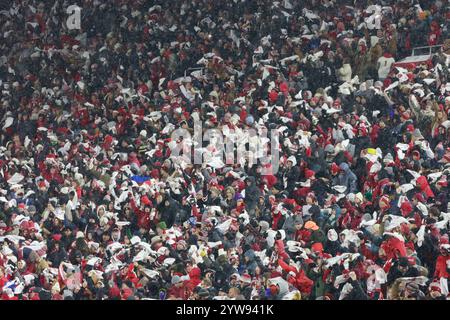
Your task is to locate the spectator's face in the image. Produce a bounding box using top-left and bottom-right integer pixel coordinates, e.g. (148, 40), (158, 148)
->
(398, 265), (408, 273)
(430, 289), (441, 298)
(112, 230), (120, 239)
(228, 288), (239, 298)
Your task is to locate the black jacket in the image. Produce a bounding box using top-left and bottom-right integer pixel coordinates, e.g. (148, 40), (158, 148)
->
(386, 263), (420, 286)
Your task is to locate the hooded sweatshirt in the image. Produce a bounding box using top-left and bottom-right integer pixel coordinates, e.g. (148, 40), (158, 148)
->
(337, 163), (357, 194)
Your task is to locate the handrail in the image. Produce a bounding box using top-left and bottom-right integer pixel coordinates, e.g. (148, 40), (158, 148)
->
(412, 45), (443, 56)
(412, 45), (443, 50)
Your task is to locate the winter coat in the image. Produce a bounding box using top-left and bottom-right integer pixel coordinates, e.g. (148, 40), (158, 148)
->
(434, 255), (450, 279)
(337, 163), (357, 194)
(377, 55), (395, 80)
(283, 166), (300, 193)
(244, 177), (261, 211)
(278, 259), (313, 296)
(342, 279), (369, 300)
(337, 63), (352, 83)
(386, 263), (420, 286)
(282, 215), (303, 241)
(243, 249), (258, 275)
(130, 198), (152, 230)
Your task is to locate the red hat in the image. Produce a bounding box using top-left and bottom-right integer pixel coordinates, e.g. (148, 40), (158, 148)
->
(269, 90), (278, 103)
(400, 200), (413, 217)
(20, 220), (35, 231)
(279, 82), (289, 93)
(311, 242), (324, 253)
(52, 234), (62, 241)
(18, 203), (26, 209)
(305, 169), (315, 179)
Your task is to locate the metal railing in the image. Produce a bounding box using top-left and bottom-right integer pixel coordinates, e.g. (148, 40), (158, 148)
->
(411, 45), (443, 56)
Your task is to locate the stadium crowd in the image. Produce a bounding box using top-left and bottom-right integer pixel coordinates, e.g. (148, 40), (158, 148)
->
(0, 0), (449, 300)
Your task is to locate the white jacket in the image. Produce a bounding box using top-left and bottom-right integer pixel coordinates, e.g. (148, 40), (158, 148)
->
(337, 63), (352, 82)
(377, 56), (395, 80)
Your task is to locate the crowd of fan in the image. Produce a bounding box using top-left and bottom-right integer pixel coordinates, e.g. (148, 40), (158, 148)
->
(0, 0), (449, 300)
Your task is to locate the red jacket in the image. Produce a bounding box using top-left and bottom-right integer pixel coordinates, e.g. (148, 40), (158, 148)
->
(380, 237), (407, 260)
(38, 161), (64, 184)
(167, 283), (190, 299)
(278, 258), (313, 295)
(295, 229), (311, 244)
(434, 255), (450, 279)
(130, 198), (152, 230)
(275, 239), (289, 260)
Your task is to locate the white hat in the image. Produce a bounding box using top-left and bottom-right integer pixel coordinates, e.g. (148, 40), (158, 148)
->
(287, 156), (297, 166)
(76, 231), (85, 239)
(157, 246), (169, 256)
(163, 257), (176, 266)
(140, 130), (147, 137)
(130, 236), (141, 245)
(327, 229), (338, 241)
(60, 187), (69, 194)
